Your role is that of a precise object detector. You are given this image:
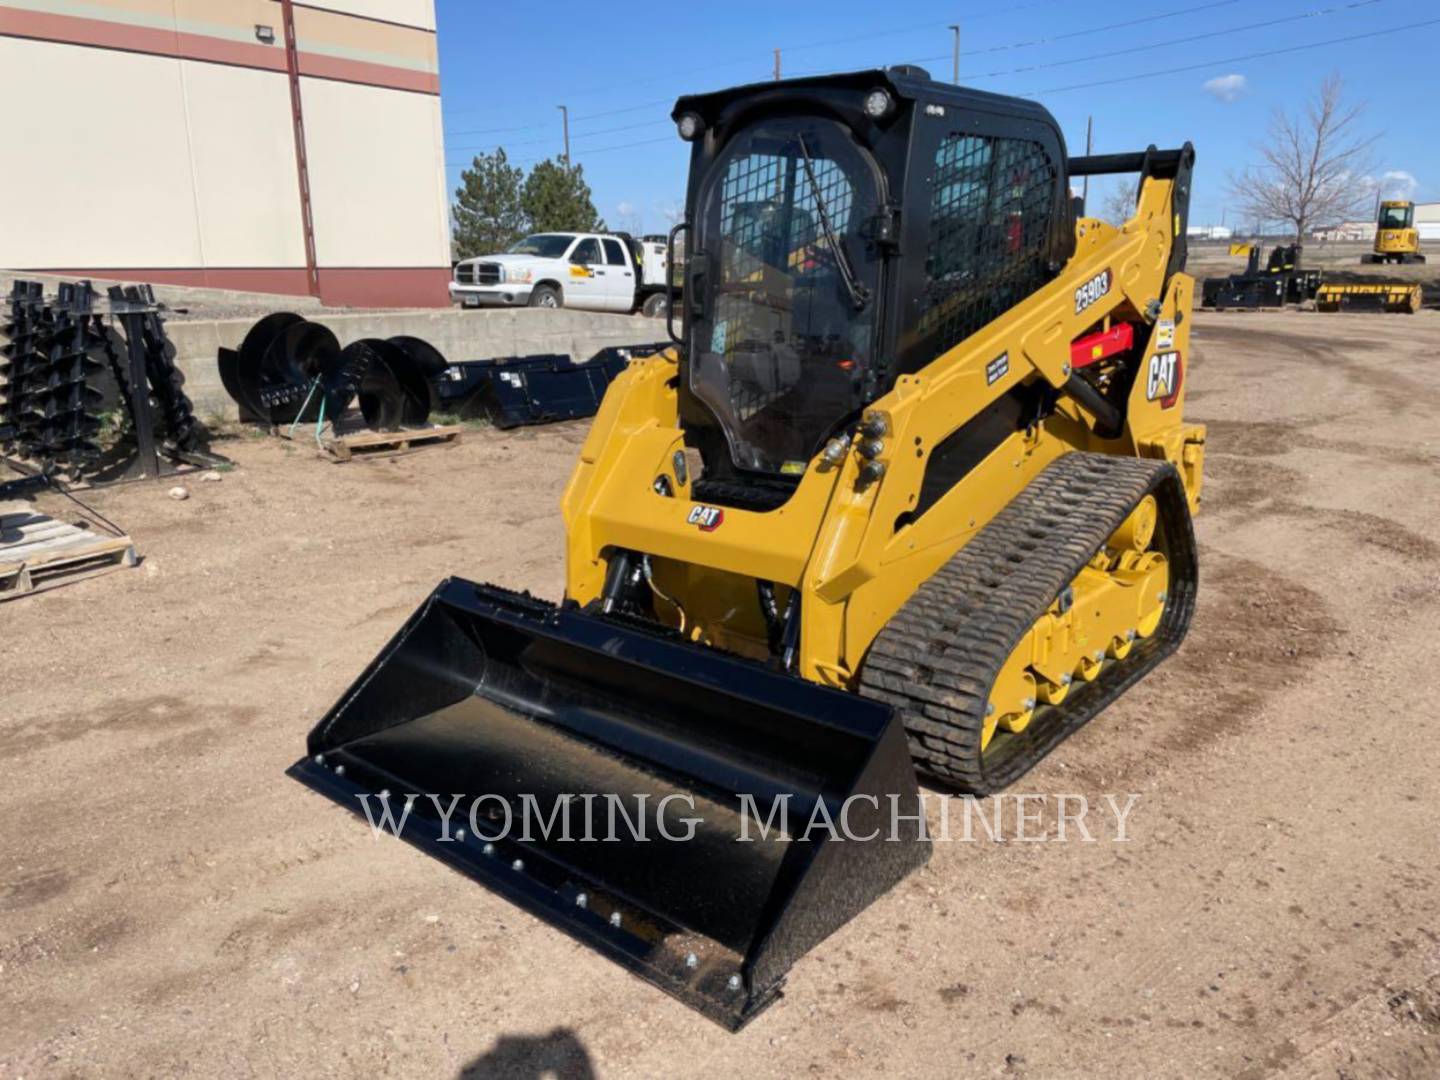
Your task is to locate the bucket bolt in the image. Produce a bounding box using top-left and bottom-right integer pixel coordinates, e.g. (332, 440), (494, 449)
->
(334, 765), (346, 777)
(575, 892), (588, 909)
(610, 911), (623, 928)
(685, 952), (698, 970)
(727, 974), (742, 992)
(483, 843), (495, 857)
(511, 859), (524, 872)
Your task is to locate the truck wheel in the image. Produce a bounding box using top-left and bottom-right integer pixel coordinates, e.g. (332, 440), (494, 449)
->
(529, 285), (562, 309)
(641, 293), (669, 319)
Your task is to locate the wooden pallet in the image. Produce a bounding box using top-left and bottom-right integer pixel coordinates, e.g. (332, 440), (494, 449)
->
(276, 413), (463, 462)
(324, 423), (463, 462)
(0, 502), (138, 601)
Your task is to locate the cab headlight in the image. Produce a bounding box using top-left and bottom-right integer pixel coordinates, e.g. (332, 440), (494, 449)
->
(502, 267), (533, 284)
(863, 88), (894, 119)
(677, 112), (703, 141)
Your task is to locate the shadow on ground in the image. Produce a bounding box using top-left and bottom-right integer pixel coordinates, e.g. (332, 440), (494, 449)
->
(459, 1027), (595, 1079)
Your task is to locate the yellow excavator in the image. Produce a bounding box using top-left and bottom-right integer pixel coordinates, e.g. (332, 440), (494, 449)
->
(292, 67), (1205, 1029)
(1364, 200), (1425, 264)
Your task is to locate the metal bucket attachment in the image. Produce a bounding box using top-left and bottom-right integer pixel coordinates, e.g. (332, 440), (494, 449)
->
(435, 345), (668, 428)
(290, 579), (928, 1029)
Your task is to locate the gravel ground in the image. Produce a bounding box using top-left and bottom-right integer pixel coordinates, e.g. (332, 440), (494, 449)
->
(2, 308), (1439, 1078)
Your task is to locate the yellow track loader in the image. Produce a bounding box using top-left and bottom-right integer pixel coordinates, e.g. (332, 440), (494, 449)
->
(292, 66), (1205, 1029)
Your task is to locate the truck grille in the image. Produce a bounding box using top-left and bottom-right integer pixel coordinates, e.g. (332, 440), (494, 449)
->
(455, 263), (502, 286)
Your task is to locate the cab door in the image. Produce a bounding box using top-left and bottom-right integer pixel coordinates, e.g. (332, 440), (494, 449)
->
(565, 237), (606, 310)
(600, 237), (637, 311)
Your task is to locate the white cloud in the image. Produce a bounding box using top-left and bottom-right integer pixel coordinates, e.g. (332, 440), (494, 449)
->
(616, 200), (636, 218)
(1202, 74), (1248, 103)
(1379, 170), (1418, 199)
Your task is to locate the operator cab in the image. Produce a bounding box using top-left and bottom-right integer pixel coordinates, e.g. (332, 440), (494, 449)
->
(671, 67), (1074, 508)
(1378, 202), (1414, 230)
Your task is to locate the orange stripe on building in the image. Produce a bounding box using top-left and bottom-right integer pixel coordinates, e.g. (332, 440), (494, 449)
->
(296, 50), (438, 94)
(0, 4), (437, 94)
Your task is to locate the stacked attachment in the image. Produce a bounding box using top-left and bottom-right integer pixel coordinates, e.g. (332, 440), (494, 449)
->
(436, 344), (668, 429)
(1315, 281), (1423, 314)
(219, 315), (439, 431)
(1200, 244), (1321, 310)
(221, 313), (667, 434)
(1, 281), (106, 471)
(106, 285), (207, 456)
(2, 278), (222, 484)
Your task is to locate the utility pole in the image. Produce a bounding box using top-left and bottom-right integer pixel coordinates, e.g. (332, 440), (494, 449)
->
(948, 24), (960, 84)
(773, 48), (781, 81)
(1082, 115), (1092, 206)
(557, 104), (570, 165)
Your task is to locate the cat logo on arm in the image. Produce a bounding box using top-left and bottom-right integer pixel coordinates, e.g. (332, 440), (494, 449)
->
(1146, 351), (1183, 408)
(687, 504), (725, 531)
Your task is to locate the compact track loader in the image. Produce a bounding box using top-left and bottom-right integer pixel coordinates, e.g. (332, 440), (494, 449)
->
(292, 67), (1205, 1028)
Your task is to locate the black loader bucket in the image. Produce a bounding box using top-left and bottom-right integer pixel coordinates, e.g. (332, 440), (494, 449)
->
(289, 580), (928, 1029)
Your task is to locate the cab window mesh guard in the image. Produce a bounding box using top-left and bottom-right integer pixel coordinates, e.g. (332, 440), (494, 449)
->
(920, 135), (1056, 355)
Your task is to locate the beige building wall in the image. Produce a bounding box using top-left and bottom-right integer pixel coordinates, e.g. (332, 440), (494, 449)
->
(301, 76), (450, 269)
(0, 0), (450, 307)
(0, 37), (205, 269)
(181, 60), (308, 269)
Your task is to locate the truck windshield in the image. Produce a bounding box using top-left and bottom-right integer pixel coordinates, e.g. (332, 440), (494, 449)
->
(508, 234), (576, 258)
(1378, 206), (1412, 229)
(690, 117), (881, 476)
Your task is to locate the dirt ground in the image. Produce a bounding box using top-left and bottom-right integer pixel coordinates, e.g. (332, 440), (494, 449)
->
(3, 308), (1440, 1079)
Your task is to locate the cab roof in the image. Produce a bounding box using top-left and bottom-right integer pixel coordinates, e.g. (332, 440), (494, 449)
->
(671, 66), (1056, 129)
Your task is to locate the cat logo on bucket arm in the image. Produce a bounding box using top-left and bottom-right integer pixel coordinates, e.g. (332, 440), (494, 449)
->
(1146, 351), (1183, 408)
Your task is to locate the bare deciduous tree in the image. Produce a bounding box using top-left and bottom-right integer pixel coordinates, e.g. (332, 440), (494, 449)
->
(1228, 73), (1378, 242)
(1100, 181), (1135, 225)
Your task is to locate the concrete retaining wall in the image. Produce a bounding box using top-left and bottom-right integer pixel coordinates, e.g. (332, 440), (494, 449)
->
(170, 308), (668, 419)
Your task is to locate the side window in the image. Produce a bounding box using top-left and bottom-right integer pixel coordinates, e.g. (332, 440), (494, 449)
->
(602, 238), (628, 266)
(570, 238), (601, 264)
(920, 134), (1057, 355)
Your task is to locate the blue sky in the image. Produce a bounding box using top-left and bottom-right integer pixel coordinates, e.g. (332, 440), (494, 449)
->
(435, 0), (1440, 235)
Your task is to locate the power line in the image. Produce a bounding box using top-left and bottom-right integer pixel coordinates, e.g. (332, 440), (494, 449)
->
(571, 118), (669, 141)
(440, 2), (1430, 168)
(1034, 14), (1440, 94)
(446, 135), (675, 171)
(959, 0), (1385, 81)
(445, 0), (1251, 145)
(786, 0), (1245, 77)
(440, 0), (1073, 118)
(448, 119), (671, 156)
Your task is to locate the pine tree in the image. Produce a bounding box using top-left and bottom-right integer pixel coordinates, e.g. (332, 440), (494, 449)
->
(522, 158), (606, 234)
(452, 149), (528, 260)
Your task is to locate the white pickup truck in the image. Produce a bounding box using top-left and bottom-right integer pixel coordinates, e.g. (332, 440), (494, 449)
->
(451, 232), (676, 317)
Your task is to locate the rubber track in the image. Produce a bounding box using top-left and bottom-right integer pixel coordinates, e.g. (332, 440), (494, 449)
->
(858, 451), (1198, 794)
